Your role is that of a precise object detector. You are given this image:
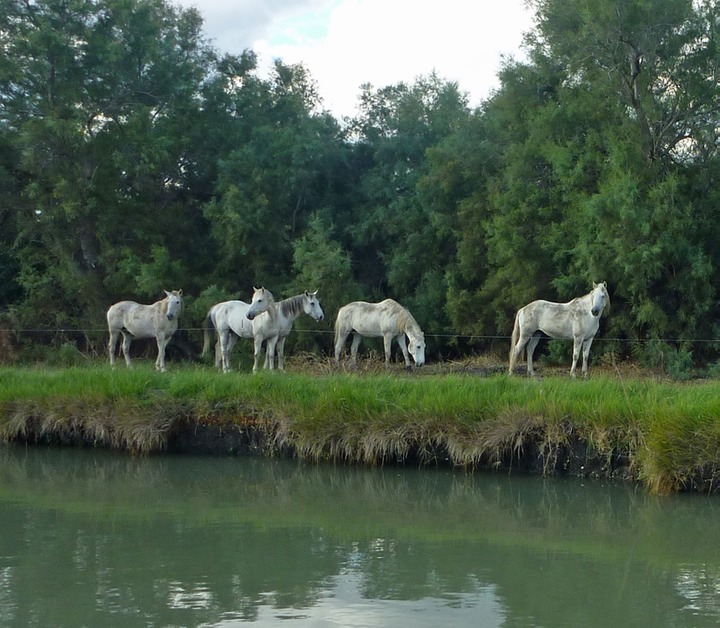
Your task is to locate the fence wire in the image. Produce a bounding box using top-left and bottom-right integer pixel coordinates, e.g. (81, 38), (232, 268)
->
(4, 326), (720, 344)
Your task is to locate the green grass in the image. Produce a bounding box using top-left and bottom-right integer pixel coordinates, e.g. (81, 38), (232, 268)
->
(2, 364), (720, 493)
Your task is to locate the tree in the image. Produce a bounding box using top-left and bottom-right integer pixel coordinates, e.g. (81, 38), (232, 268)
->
(446, 0), (720, 362)
(344, 74), (470, 344)
(1, 0), (215, 336)
(203, 60), (352, 291)
(530, 0), (719, 165)
(527, 0), (720, 352)
(290, 213), (361, 354)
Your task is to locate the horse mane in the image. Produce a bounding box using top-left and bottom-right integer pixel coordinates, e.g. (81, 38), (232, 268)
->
(601, 286), (610, 316)
(394, 303), (422, 336)
(279, 294), (305, 319)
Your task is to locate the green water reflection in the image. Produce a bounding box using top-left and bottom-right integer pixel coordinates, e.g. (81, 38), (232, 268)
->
(0, 446), (719, 627)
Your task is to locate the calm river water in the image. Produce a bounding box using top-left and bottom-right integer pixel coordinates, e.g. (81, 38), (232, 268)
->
(0, 446), (719, 627)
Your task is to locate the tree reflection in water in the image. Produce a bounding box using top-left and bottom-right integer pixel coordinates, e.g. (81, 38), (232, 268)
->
(0, 446), (718, 627)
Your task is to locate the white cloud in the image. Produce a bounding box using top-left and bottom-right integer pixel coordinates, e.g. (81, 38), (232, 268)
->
(174, 0), (534, 118)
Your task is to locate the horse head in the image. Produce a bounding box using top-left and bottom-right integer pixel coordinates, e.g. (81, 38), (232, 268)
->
(304, 290), (324, 321)
(247, 287), (274, 320)
(408, 330), (426, 366)
(590, 282), (609, 317)
(163, 290), (183, 321)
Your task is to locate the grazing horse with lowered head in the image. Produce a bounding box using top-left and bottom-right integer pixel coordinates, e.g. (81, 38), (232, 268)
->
(203, 289), (324, 372)
(107, 290), (183, 372)
(334, 299), (426, 368)
(508, 281), (610, 378)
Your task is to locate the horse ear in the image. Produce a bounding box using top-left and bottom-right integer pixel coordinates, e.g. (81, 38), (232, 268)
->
(592, 282), (598, 289)
(164, 290), (171, 297)
(177, 289), (183, 296)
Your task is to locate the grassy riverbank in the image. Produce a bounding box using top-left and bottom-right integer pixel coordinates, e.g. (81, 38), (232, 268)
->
(1, 363), (720, 494)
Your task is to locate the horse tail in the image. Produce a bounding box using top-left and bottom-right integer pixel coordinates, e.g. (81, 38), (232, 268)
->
(333, 307), (344, 344)
(202, 310), (215, 358)
(508, 309), (521, 373)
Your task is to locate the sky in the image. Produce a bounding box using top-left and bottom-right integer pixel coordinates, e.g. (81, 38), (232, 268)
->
(172, 0), (535, 119)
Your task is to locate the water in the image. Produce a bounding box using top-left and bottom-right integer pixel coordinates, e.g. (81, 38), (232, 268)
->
(0, 446), (719, 627)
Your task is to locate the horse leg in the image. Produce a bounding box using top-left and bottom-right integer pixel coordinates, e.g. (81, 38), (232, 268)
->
(261, 339), (270, 369)
(253, 336), (264, 373)
(396, 334), (411, 368)
(334, 330), (349, 365)
(509, 335), (529, 375)
(570, 336), (583, 378)
(526, 335), (541, 376)
(214, 339), (222, 369)
(349, 333), (362, 366)
(265, 336), (278, 370)
(509, 335), (530, 375)
(350, 333), (362, 366)
(222, 333), (238, 372)
(155, 334), (168, 372)
(108, 330), (119, 367)
(581, 337), (594, 378)
(383, 334), (393, 368)
(121, 332), (133, 368)
(276, 336), (287, 371)
(219, 330), (230, 373)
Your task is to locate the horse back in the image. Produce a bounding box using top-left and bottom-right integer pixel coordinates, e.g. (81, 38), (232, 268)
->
(522, 299), (598, 339)
(216, 300), (254, 338)
(337, 300), (404, 336)
(107, 301), (139, 328)
(108, 299), (178, 339)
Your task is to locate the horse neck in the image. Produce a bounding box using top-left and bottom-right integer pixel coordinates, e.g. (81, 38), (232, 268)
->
(264, 298), (279, 321)
(157, 297), (169, 318)
(153, 297), (175, 328)
(278, 294), (305, 322)
(397, 309), (420, 336)
(576, 289), (605, 315)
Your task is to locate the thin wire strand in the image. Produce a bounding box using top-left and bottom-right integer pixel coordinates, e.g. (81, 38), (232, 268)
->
(5, 327), (720, 344)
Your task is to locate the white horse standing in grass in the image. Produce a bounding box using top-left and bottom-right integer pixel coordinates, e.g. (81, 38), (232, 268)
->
(508, 282), (610, 378)
(203, 289), (324, 373)
(334, 299), (426, 368)
(107, 290), (183, 372)
(201, 287), (275, 373)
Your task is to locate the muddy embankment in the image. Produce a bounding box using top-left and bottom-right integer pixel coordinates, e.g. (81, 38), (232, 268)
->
(5, 412), (645, 488)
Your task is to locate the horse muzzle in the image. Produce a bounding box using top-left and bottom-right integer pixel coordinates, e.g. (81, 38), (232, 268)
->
(166, 314), (175, 321)
(246, 312), (255, 320)
(591, 308), (600, 316)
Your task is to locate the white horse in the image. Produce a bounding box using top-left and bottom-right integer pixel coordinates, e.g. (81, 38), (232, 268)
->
(107, 290), (183, 372)
(334, 299), (426, 368)
(201, 287), (275, 373)
(204, 289), (324, 372)
(508, 281), (610, 378)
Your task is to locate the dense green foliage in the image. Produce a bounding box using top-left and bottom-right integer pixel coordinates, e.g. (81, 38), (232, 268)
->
(1, 0), (719, 369)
